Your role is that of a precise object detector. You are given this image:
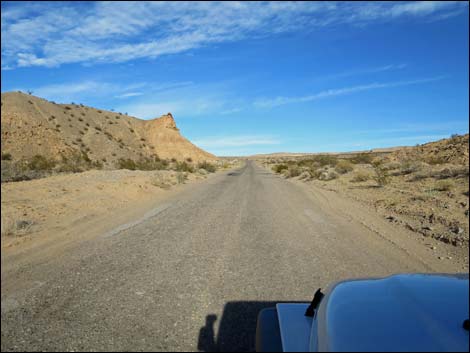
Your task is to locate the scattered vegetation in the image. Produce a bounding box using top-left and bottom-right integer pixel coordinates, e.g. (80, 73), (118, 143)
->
(151, 173), (171, 189)
(1, 152), (12, 161)
(197, 161), (217, 173)
(273, 164), (288, 173)
(351, 170), (371, 182)
(335, 160), (354, 174)
(372, 161), (389, 187)
(117, 157), (169, 171)
(434, 180), (454, 191)
(29, 154), (56, 170)
(176, 172), (187, 184)
(350, 152), (374, 164)
(175, 161), (194, 173)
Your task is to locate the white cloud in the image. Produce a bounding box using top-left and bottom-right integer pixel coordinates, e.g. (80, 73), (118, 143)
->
(254, 76), (447, 108)
(16, 80), (148, 103)
(194, 135), (281, 148)
(2, 1), (467, 69)
(324, 63), (408, 80)
(115, 92), (144, 99)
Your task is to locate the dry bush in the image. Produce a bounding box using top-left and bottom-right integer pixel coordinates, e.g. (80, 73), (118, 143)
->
(434, 180), (453, 191)
(117, 157), (168, 171)
(273, 164), (288, 173)
(350, 153), (374, 164)
(335, 160), (354, 174)
(29, 155), (56, 171)
(286, 165), (301, 178)
(351, 170), (372, 182)
(175, 161), (194, 173)
(372, 161), (389, 186)
(434, 166), (469, 180)
(176, 172), (187, 184)
(151, 173), (171, 189)
(197, 161), (216, 173)
(318, 169), (338, 181)
(1, 152), (12, 161)
(1, 215), (34, 236)
(394, 161), (424, 176)
(426, 155), (447, 165)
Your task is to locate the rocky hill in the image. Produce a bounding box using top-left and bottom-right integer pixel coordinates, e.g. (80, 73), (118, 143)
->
(386, 133), (469, 166)
(1, 92), (215, 166)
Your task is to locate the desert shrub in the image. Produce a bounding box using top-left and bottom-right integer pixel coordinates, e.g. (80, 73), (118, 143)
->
(175, 161), (194, 173)
(273, 164), (288, 173)
(140, 138), (146, 141)
(95, 126), (102, 131)
(381, 161), (401, 171)
(176, 172), (187, 184)
(136, 157), (167, 171)
(351, 170), (371, 182)
(311, 155), (338, 167)
(286, 165), (301, 178)
(410, 168), (433, 181)
(116, 157), (168, 171)
(197, 161), (216, 173)
(317, 169), (338, 181)
(372, 161), (389, 187)
(426, 155), (447, 165)
(434, 180), (453, 191)
(129, 128), (135, 133)
(29, 155), (56, 171)
(78, 117), (83, 122)
(395, 161), (423, 176)
(81, 150), (91, 163)
(434, 166), (469, 180)
(1, 152), (12, 161)
(186, 157), (193, 163)
(65, 106), (72, 110)
(335, 160), (354, 174)
(351, 153), (374, 164)
(152, 174), (171, 189)
(58, 152), (90, 173)
(171, 158), (177, 162)
(117, 158), (137, 170)
(1, 215), (34, 236)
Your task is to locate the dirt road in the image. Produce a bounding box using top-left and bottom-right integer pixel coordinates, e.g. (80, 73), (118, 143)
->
(1, 161), (465, 351)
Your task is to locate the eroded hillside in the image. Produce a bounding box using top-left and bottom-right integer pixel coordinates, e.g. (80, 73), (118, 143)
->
(1, 92), (215, 166)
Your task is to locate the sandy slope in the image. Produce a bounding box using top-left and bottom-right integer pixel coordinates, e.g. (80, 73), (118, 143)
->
(1, 168), (221, 261)
(1, 91), (215, 164)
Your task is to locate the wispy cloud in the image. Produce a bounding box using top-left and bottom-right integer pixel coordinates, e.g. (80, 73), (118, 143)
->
(194, 135), (281, 148)
(115, 92), (143, 99)
(324, 63), (408, 80)
(254, 76), (447, 108)
(2, 2), (467, 69)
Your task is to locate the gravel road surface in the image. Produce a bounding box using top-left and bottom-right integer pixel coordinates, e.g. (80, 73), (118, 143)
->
(1, 161), (446, 351)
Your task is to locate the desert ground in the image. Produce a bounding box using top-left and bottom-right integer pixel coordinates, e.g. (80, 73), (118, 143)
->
(1, 159), (468, 351)
(1, 92), (468, 352)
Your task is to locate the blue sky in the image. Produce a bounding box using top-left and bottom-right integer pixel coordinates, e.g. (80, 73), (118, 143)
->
(1, 1), (469, 156)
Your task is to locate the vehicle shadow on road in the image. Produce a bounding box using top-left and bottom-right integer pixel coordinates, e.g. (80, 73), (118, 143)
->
(198, 301), (302, 352)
